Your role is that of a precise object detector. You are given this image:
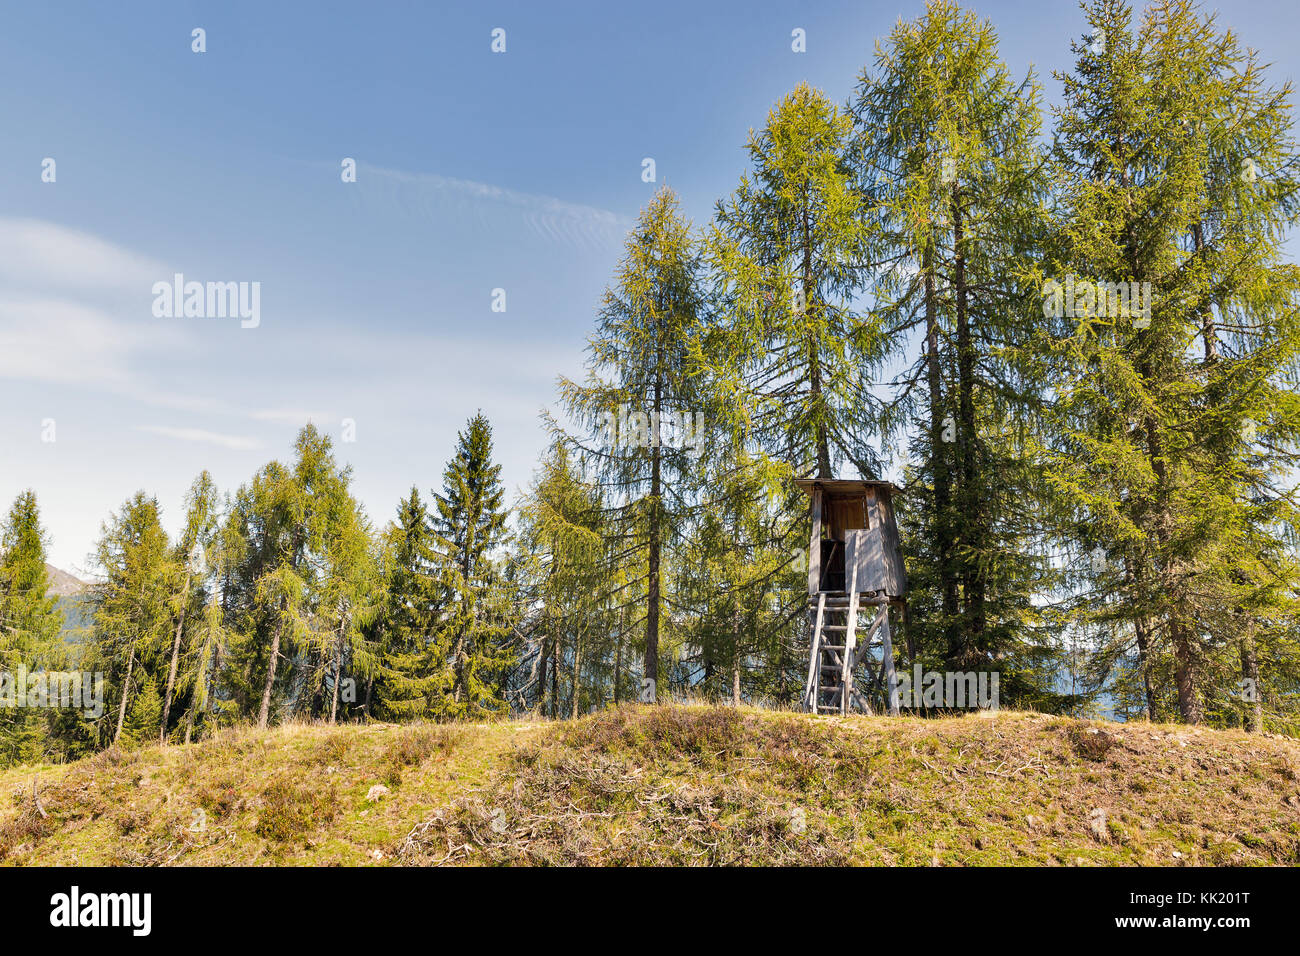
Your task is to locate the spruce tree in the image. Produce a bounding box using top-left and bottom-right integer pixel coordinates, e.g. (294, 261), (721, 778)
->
(374, 488), (453, 720)
(0, 491), (64, 764)
(431, 412), (514, 717)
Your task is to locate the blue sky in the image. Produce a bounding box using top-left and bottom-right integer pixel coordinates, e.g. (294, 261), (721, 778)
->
(2, 0), (1297, 573)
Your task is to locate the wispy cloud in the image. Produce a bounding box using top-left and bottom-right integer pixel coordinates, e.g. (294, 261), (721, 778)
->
(134, 425), (262, 451)
(249, 407), (336, 426)
(356, 163), (633, 251)
(0, 218), (166, 296)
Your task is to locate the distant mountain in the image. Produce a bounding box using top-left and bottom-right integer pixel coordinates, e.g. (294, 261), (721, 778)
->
(45, 564), (89, 598)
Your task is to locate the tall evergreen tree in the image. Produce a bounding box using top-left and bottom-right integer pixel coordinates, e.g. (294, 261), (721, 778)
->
(373, 488), (452, 720)
(1043, 0), (1300, 725)
(431, 412), (514, 717)
(853, 0), (1060, 692)
(708, 82), (880, 480)
(555, 187), (706, 699)
(0, 491), (64, 764)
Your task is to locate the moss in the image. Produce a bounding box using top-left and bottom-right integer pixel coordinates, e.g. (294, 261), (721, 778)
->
(0, 708), (1296, 866)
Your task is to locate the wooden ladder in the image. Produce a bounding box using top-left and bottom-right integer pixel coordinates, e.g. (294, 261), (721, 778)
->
(804, 580), (901, 715)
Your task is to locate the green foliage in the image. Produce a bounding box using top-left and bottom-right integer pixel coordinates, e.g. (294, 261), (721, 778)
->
(430, 413), (516, 718)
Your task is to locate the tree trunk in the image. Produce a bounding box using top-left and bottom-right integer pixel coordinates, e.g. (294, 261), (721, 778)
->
(645, 379), (662, 700)
(801, 192), (831, 479)
(160, 571), (192, 744)
(1240, 636), (1262, 732)
(1133, 613), (1158, 721)
(550, 635), (559, 718)
(1172, 621), (1201, 724)
(570, 625), (582, 719)
(731, 609), (742, 706)
(952, 185), (985, 667)
(925, 244), (960, 669)
(537, 625), (550, 715)
(113, 644), (136, 745)
(613, 623), (623, 705)
(329, 623), (343, 724)
(258, 608), (285, 729)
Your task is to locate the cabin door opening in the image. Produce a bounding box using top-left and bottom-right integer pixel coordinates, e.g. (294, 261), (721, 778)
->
(819, 495), (868, 592)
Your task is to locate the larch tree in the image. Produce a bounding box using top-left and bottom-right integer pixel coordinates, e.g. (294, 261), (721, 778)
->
(554, 186), (706, 701)
(160, 471), (220, 743)
(708, 82), (881, 481)
(1044, 0), (1300, 725)
(853, 0), (1060, 691)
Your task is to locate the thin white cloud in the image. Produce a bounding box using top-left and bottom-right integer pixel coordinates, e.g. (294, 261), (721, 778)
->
(358, 163), (633, 250)
(0, 218), (166, 295)
(134, 425), (262, 451)
(0, 296), (179, 387)
(249, 407), (336, 426)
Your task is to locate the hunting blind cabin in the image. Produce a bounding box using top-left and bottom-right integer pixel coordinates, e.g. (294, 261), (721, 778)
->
(797, 479), (907, 716)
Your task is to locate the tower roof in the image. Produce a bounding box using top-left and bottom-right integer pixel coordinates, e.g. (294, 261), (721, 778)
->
(793, 478), (901, 497)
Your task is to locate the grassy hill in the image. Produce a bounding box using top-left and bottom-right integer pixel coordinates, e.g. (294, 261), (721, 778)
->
(2, 705), (1298, 866)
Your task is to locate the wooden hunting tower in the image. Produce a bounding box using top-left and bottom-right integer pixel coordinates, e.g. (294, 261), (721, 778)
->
(796, 479), (907, 716)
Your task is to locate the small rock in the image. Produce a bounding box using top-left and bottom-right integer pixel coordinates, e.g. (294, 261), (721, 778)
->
(365, 784), (390, 802)
(1172, 850), (1183, 859)
(370, 849), (384, 861)
(1088, 807), (1109, 842)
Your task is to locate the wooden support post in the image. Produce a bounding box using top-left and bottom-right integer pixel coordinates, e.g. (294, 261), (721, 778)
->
(803, 592), (825, 712)
(807, 486), (822, 596)
(842, 558), (860, 716)
(881, 604), (900, 716)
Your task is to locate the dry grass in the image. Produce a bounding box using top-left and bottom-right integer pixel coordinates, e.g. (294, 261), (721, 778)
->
(2, 706), (1298, 866)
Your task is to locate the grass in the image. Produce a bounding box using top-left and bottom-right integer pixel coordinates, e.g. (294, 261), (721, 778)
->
(1, 705), (1298, 865)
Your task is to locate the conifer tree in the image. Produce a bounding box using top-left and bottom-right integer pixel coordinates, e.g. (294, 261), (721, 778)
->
(1043, 0), (1300, 725)
(853, 0), (1058, 689)
(373, 488), (452, 720)
(160, 471), (220, 742)
(431, 412), (514, 717)
(90, 492), (177, 746)
(0, 491), (64, 763)
(708, 82), (880, 480)
(517, 444), (609, 716)
(555, 187), (706, 699)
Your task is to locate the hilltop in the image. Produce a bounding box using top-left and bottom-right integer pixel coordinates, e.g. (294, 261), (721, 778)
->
(43, 565), (88, 598)
(1, 705), (1298, 866)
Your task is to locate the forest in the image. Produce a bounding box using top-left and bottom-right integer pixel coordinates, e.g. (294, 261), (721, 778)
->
(3, 0), (1299, 768)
